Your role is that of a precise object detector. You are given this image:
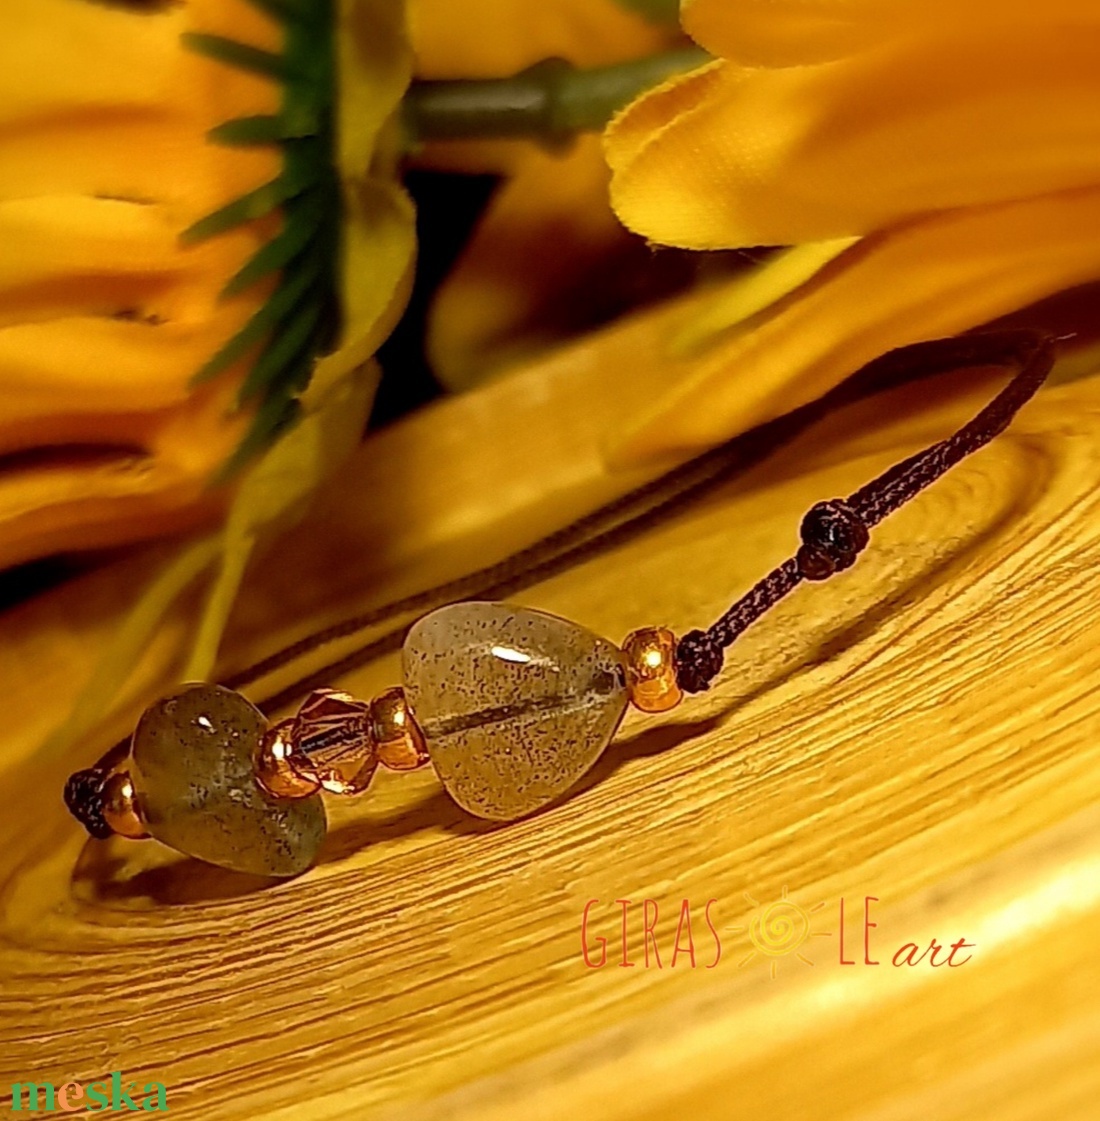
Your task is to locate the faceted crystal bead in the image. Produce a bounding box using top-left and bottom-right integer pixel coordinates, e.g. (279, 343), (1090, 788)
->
(291, 688), (376, 795)
(403, 601), (629, 820)
(130, 683), (326, 877)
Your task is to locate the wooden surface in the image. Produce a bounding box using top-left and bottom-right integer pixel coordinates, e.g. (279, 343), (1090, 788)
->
(2, 340), (1100, 1119)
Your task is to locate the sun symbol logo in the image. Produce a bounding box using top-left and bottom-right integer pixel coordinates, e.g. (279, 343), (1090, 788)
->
(731, 886), (832, 979)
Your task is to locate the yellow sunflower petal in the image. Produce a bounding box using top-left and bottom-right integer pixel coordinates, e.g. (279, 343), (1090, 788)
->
(408, 0), (668, 79)
(321, 0), (418, 383)
(0, 381), (243, 571)
(2, 0), (281, 225)
(0, 0), (283, 567)
(667, 237), (859, 358)
(427, 134), (642, 389)
(610, 187), (1100, 465)
(681, 0), (1100, 66)
(607, 25), (1100, 247)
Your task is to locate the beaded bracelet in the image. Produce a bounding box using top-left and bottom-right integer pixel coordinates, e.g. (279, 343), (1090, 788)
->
(64, 330), (1055, 878)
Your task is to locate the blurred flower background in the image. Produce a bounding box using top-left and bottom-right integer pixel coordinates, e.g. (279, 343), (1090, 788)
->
(2, 0), (415, 575)
(605, 0), (1100, 460)
(4, 0), (1100, 748)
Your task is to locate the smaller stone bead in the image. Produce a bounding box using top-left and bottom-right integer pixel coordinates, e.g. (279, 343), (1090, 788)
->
(132, 684), (326, 877)
(291, 689), (377, 796)
(371, 687), (429, 771)
(622, 626), (683, 713)
(101, 770), (149, 839)
(254, 720), (322, 800)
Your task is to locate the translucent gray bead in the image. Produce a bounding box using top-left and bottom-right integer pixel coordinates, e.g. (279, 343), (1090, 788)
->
(130, 683), (326, 877)
(403, 602), (629, 820)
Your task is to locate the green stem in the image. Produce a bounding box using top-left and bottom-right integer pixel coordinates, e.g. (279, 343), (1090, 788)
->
(402, 48), (710, 148)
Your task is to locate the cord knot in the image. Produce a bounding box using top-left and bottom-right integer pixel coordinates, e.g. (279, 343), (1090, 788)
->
(796, 499), (869, 581)
(63, 767), (113, 840)
(674, 628), (725, 694)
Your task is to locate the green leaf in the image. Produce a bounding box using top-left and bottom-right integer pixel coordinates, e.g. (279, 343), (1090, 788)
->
(237, 299), (324, 405)
(185, 0), (345, 471)
(280, 138), (327, 193)
(208, 115), (286, 146)
(221, 190), (326, 297)
(182, 33), (292, 81)
(208, 113), (319, 146)
(192, 252), (324, 385)
(179, 179), (288, 244)
(215, 394), (303, 484)
(180, 151), (323, 245)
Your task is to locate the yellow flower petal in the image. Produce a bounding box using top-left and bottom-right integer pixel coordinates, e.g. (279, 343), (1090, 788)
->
(327, 0), (418, 380)
(611, 188), (1100, 464)
(681, 0), (1100, 66)
(2, 0), (282, 222)
(0, 379), (241, 571)
(667, 238), (859, 358)
(0, 0), (283, 566)
(0, 0), (417, 584)
(408, 0), (668, 78)
(608, 26), (1100, 247)
(427, 134), (643, 388)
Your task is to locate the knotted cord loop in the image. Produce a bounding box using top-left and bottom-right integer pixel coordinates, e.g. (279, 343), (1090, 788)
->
(796, 499), (870, 581)
(64, 768), (112, 840)
(672, 329), (1056, 694)
(675, 629), (726, 694)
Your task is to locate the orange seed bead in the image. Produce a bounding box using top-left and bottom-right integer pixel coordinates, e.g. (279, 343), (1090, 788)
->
(622, 626), (683, 714)
(254, 720), (322, 800)
(371, 687), (429, 771)
(101, 770), (149, 839)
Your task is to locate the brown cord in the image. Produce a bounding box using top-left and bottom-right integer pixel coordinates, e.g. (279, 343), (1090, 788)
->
(64, 328), (1056, 832)
(674, 329), (1056, 693)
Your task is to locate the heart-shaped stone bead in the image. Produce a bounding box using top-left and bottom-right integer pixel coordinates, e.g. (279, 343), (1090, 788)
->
(403, 602), (629, 820)
(130, 684), (326, 877)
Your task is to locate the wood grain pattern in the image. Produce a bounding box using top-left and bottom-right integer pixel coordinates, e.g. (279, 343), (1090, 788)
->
(2, 353), (1099, 1120)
